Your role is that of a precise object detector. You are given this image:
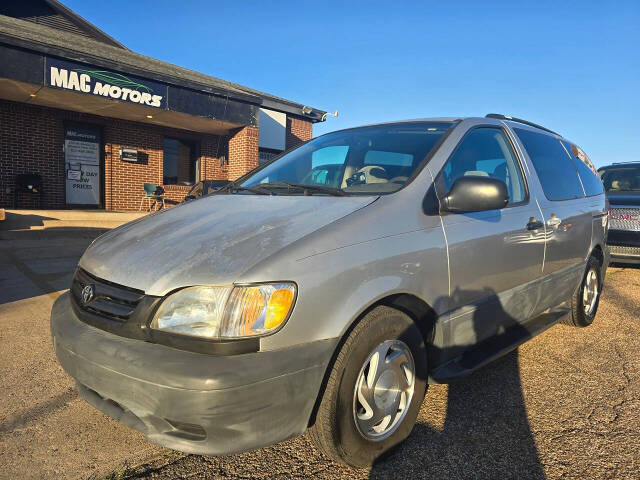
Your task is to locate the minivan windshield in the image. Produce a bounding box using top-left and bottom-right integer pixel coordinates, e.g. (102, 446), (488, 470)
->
(238, 122), (453, 195)
(599, 166), (640, 192)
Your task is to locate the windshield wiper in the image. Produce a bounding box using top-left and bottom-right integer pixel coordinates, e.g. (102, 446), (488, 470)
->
(217, 182), (272, 195)
(258, 181), (347, 196)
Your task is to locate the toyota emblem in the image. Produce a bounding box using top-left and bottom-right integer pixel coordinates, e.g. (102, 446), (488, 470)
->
(81, 284), (95, 305)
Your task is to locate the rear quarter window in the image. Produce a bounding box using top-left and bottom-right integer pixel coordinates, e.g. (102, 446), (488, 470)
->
(561, 141), (604, 196)
(514, 128), (584, 201)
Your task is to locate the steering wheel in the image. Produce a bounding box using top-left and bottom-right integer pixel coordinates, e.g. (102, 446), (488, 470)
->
(346, 166), (388, 186)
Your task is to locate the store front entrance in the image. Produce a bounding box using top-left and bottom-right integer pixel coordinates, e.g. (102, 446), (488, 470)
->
(64, 124), (102, 207)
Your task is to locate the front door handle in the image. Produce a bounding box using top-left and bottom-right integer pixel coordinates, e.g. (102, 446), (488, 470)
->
(547, 214), (562, 228)
(526, 217), (544, 230)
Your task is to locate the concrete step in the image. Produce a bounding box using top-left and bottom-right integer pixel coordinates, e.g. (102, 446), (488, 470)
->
(1, 209), (147, 232)
(0, 227), (110, 240)
(40, 219), (133, 229)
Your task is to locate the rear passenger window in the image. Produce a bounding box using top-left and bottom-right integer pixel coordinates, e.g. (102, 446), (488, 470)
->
(561, 141), (604, 196)
(440, 127), (526, 204)
(514, 129), (584, 201)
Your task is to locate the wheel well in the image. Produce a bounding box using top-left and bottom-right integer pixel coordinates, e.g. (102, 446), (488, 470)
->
(591, 244), (604, 266)
(380, 293), (438, 346)
(307, 293), (437, 428)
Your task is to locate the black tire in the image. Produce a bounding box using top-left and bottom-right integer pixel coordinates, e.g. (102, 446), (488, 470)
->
(308, 306), (427, 467)
(565, 255), (602, 327)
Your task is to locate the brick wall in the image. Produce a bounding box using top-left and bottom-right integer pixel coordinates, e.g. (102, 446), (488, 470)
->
(103, 119), (163, 211)
(0, 100), (317, 211)
(0, 99), (238, 211)
(0, 99), (65, 209)
(228, 126), (259, 180)
(286, 117), (313, 150)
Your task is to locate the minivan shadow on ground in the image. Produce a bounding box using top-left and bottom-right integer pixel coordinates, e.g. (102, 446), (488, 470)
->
(368, 351), (543, 479)
(369, 288), (544, 479)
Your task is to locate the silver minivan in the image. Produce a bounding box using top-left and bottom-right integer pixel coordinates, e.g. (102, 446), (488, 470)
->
(51, 114), (609, 466)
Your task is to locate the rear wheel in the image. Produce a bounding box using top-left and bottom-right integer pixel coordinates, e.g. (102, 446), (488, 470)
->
(308, 306), (427, 467)
(566, 255), (602, 327)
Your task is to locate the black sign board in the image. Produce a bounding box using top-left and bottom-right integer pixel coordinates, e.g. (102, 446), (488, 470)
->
(46, 57), (167, 109)
(120, 148), (139, 162)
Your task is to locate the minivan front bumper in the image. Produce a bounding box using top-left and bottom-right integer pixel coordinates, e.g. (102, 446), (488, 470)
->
(50, 292), (336, 455)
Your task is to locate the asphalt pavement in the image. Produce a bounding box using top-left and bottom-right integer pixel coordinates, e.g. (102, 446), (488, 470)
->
(0, 228), (638, 479)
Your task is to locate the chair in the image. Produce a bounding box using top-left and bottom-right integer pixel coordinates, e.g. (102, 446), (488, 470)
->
(139, 183), (165, 211)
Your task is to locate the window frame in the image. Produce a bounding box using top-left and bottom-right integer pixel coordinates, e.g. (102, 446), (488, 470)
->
(434, 125), (530, 210)
(511, 127), (585, 202)
(162, 136), (199, 186)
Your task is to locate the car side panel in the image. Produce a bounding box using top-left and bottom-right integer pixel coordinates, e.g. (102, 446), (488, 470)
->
(437, 204), (545, 349)
(250, 184), (451, 352)
(504, 123), (596, 314)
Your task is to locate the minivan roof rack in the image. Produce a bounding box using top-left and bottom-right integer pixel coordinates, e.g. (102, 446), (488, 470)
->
(485, 114), (559, 136)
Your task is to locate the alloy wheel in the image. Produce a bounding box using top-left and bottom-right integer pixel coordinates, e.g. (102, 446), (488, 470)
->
(583, 268), (599, 316)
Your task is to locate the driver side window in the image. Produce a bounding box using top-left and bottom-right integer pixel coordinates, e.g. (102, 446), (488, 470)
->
(441, 127), (526, 205)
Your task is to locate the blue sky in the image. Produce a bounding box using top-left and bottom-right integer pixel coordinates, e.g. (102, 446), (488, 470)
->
(65, 0), (639, 167)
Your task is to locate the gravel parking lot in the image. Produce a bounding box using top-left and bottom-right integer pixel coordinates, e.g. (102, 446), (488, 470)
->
(1, 229), (638, 480)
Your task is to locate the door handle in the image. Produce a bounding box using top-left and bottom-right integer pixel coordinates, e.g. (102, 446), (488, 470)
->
(547, 214), (562, 228)
(526, 217), (544, 230)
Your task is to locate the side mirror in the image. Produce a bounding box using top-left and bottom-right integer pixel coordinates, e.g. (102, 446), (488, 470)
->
(441, 176), (509, 213)
(184, 194), (197, 202)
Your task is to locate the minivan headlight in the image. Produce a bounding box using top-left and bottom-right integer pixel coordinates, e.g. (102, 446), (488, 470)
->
(151, 283), (296, 339)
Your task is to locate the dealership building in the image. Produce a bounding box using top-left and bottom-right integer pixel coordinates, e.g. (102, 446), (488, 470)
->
(0, 0), (326, 210)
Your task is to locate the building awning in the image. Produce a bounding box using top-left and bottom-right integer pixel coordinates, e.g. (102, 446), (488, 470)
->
(0, 77), (241, 135)
(0, 14), (326, 132)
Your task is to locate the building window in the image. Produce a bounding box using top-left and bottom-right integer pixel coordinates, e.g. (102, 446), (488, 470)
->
(163, 138), (197, 185)
(258, 147), (281, 165)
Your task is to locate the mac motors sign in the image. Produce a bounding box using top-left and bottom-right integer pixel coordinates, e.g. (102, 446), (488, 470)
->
(45, 58), (167, 108)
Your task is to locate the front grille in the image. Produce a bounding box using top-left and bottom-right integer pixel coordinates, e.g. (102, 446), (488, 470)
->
(69, 269), (258, 355)
(609, 208), (640, 231)
(610, 245), (640, 257)
(71, 268), (145, 322)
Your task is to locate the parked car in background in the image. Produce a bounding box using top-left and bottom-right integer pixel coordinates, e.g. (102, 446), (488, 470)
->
(183, 179), (230, 202)
(598, 162), (640, 264)
(51, 114), (608, 467)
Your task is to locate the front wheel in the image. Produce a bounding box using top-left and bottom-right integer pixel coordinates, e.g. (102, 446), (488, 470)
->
(308, 306), (427, 467)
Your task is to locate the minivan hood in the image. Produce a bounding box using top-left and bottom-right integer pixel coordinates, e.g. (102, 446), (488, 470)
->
(79, 194), (376, 295)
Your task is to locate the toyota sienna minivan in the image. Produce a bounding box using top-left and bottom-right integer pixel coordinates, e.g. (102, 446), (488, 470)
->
(51, 114), (608, 467)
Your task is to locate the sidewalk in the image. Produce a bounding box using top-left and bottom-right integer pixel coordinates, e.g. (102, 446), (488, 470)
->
(0, 209), (148, 240)
(0, 228), (167, 480)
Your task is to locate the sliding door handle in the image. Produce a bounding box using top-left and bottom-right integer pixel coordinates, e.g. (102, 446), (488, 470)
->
(526, 218), (544, 230)
(547, 214), (562, 228)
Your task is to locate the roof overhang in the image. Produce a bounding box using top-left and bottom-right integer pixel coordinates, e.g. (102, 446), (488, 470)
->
(0, 14), (327, 123)
(0, 77), (244, 135)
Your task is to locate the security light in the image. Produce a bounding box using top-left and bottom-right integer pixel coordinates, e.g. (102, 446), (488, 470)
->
(321, 110), (339, 122)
